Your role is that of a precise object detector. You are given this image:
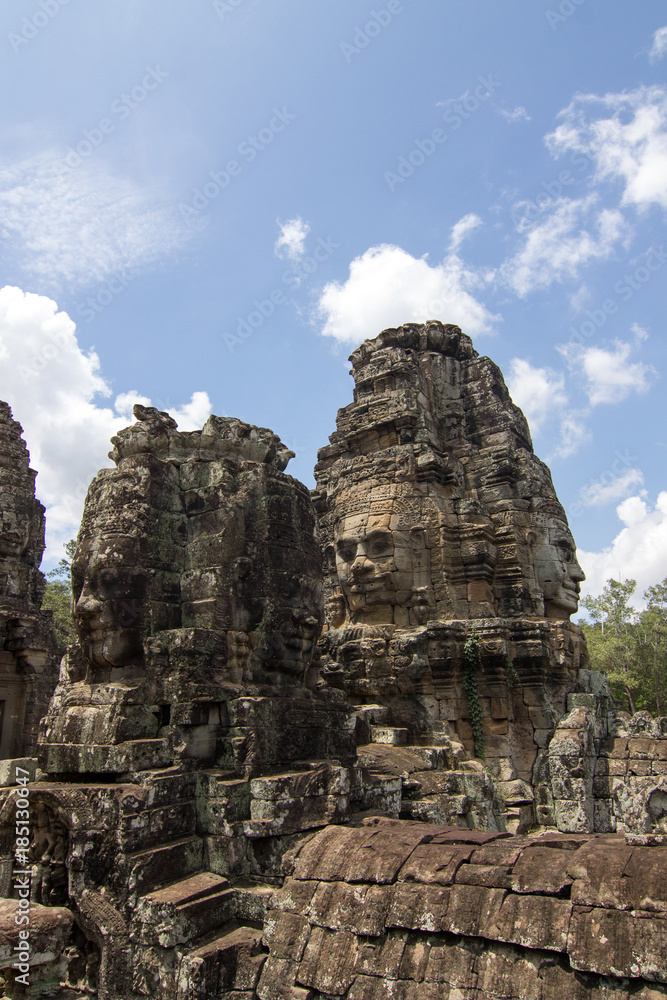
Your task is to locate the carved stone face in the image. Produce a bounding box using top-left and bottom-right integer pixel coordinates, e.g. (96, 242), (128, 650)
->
(0, 510), (28, 559)
(258, 575), (322, 677)
(334, 512), (428, 624)
(71, 537), (148, 671)
(0, 510), (30, 599)
(529, 522), (585, 618)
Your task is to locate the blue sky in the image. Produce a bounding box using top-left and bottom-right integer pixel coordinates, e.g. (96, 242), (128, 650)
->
(0, 1), (666, 610)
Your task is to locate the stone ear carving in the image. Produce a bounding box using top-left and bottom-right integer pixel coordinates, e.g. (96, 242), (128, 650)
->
(526, 529), (538, 548)
(409, 526), (426, 546)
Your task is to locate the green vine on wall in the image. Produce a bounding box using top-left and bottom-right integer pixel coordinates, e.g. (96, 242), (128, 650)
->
(505, 658), (519, 690)
(463, 628), (485, 760)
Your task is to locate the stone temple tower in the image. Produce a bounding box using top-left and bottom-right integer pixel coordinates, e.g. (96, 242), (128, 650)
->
(0, 401), (58, 759)
(313, 322), (591, 828)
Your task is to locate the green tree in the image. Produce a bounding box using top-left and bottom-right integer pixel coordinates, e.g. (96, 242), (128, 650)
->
(582, 578), (641, 713)
(637, 580), (667, 715)
(581, 577), (667, 715)
(42, 540), (77, 653)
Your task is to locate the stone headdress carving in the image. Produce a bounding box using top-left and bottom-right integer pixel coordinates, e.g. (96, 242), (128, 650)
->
(313, 321), (584, 626)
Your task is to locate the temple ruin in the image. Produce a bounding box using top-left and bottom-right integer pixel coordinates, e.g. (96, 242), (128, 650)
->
(0, 322), (665, 999)
(0, 403), (58, 765)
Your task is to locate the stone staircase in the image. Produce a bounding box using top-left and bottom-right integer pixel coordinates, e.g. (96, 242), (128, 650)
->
(134, 872), (236, 949)
(128, 835), (204, 897)
(130, 865), (275, 998)
(125, 760), (359, 998)
(175, 920), (265, 1000)
(353, 704), (507, 831)
(117, 767), (276, 997)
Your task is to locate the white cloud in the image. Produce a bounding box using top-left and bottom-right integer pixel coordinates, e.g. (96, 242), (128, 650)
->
(578, 492), (667, 606)
(506, 358), (590, 458)
(568, 284), (590, 312)
(649, 26), (667, 63)
(560, 338), (656, 406)
(317, 242), (498, 345)
(449, 213), (482, 252)
(113, 391), (153, 422)
(500, 106), (531, 124)
(506, 358), (567, 434)
(546, 86), (667, 211)
(168, 391), (213, 430)
(502, 196), (629, 296)
(579, 467), (645, 507)
(0, 286), (210, 563)
(274, 217), (310, 261)
(0, 151), (185, 289)
(113, 389), (212, 431)
(550, 412), (592, 460)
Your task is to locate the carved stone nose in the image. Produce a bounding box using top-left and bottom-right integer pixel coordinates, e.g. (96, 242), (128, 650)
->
(75, 590), (101, 616)
(351, 554), (372, 575)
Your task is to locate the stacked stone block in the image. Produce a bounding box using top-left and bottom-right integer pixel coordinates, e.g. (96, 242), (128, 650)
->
(258, 819), (667, 999)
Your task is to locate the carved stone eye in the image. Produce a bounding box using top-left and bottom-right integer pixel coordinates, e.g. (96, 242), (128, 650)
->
(366, 532), (392, 556)
(556, 543), (574, 563)
(98, 568), (118, 597)
(337, 542), (357, 563)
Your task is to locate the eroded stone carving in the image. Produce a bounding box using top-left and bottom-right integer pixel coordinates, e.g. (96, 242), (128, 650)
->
(0, 402), (58, 759)
(313, 323), (591, 802)
(528, 514), (585, 620)
(40, 406), (351, 778)
(0, 402), (46, 610)
(314, 321), (585, 625)
(332, 484), (435, 627)
(30, 799), (68, 906)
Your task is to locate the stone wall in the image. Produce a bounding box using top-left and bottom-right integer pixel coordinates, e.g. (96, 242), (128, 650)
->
(258, 819), (667, 1000)
(318, 617), (586, 830)
(539, 695), (667, 836)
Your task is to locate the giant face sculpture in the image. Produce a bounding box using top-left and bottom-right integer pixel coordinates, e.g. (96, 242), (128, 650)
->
(71, 535), (148, 672)
(68, 447), (182, 680)
(248, 479), (324, 680)
(256, 576), (322, 679)
(333, 490), (433, 626)
(528, 519), (585, 619)
(0, 510), (30, 599)
(336, 517), (400, 613)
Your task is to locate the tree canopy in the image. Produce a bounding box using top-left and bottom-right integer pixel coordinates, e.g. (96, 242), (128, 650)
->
(41, 539), (77, 653)
(581, 577), (667, 715)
